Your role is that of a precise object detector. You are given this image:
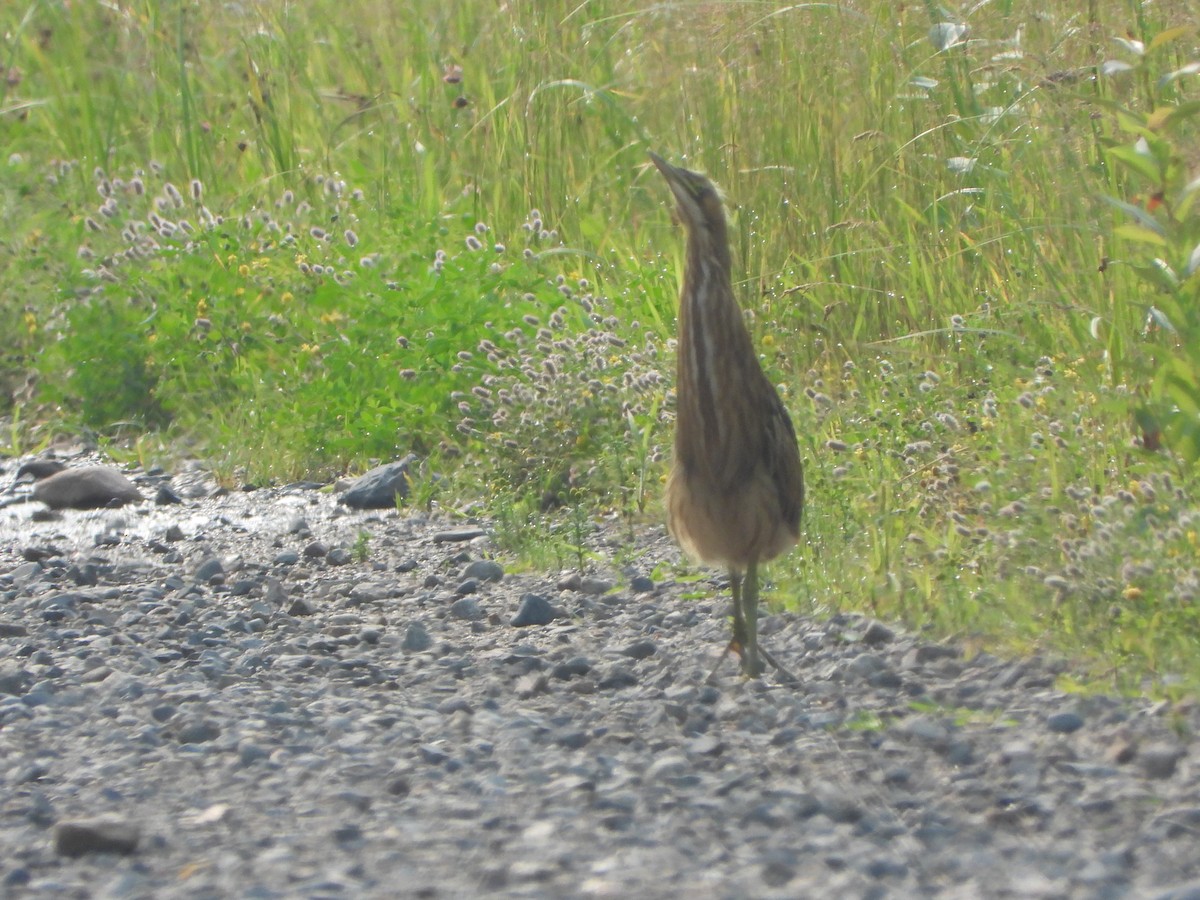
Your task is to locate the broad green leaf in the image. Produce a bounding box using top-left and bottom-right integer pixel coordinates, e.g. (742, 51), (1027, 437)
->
(1100, 195), (1165, 235)
(1106, 144), (1161, 182)
(1131, 261), (1178, 293)
(1150, 101), (1200, 133)
(1114, 224), (1168, 246)
(1148, 26), (1196, 52)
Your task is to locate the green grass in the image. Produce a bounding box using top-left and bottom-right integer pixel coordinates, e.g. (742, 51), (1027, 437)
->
(1, 0), (1199, 695)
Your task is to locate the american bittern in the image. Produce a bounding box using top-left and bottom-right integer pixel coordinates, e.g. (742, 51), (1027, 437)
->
(649, 152), (804, 680)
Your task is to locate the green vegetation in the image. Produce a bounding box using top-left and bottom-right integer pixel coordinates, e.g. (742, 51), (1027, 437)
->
(1, 1), (1198, 694)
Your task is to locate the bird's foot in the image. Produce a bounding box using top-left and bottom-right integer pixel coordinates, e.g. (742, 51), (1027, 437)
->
(705, 639), (798, 684)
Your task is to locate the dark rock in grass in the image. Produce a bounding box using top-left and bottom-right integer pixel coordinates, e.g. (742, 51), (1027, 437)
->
(339, 456), (416, 509)
(327, 547), (352, 566)
(1047, 711), (1084, 734)
(54, 820), (141, 857)
(32, 466), (142, 509)
(511, 593), (557, 627)
(303, 541), (328, 558)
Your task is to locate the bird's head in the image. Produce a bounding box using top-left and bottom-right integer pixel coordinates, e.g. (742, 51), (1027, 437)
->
(648, 152), (728, 243)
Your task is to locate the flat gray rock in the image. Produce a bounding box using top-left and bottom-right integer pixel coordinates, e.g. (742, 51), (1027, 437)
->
(32, 466), (142, 509)
(338, 456), (415, 509)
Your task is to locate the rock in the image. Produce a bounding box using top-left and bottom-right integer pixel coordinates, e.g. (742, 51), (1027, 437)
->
(556, 572), (582, 591)
(580, 576), (614, 595)
(154, 485), (182, 505)
(32, 466), (143, 509)
(432, 528), (487, 543)
(511, 594), (557, 627)
(618, 639), (657, 660)
(21, 545), (62, 562)
(402, 622), (433, 652)
(450, 597), (484, 621)
(176, 719), (221, 744)
(338, 456), (416, 509)
(463, 559), (504, 582)
(194, 557), (224, 582)
(327, 547), (352, 565)
(163, 524), (185, 542)
(303, 541), (328, 558)
(863, 620), (895, 645)
(1047, 711), (1084, 734)
(455, 578), (480, 596)
(0, 664), (32, 695)
(54, 820), (140, 857)
(1139, 743), (1184, 779)
(629, 575), (655, 594)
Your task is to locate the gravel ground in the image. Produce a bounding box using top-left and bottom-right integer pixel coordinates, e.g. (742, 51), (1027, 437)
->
(2, 459), (1200, 899)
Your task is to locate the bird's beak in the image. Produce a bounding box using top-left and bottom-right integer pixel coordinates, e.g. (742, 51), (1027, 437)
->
(648, 151), (678, 182)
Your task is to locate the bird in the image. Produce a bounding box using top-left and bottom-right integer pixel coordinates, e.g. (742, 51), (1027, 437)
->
(648, 152), (805, 680)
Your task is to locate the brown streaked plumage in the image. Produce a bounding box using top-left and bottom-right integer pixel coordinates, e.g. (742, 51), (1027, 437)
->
(650, 152), (804, 679)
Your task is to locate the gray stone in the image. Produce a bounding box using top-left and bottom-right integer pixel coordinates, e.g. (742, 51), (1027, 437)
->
(1140, 742), (1184, 779)
(863, 620), (895, 645)
(194, 557), (224, 582)
(511, 593), (557, 627)
(33, 466), (143, 509)
(1047, 711), (1084, 734)
(629, 575), (655, 594)
(463, 559), (504, 582)
(432, 528), (487, 543)
(618, 639), (657, 660)
(177, 719), (221, 744)
(339, 456), (416, 509)
(54, 820), (140, 857)
(402, 622), (433, 652)
(450, 597), (484, 621)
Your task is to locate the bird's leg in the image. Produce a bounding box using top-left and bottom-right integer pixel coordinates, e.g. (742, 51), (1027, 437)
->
(744, 560), (800, 683)
(704, 569), (744, 685)
(741, 558), (764, 677)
